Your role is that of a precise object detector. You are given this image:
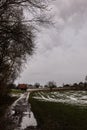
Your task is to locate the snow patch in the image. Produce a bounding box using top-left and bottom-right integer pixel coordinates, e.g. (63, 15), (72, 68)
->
(33, 91), (87, 106)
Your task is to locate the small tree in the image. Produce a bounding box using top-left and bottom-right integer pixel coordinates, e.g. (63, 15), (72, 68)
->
(34, 83), (40, 88)
(84, 75), (87, 89)
(47, 81), (57, 91)
(44, 85), (48, 88)
(85, 76), (87, 83)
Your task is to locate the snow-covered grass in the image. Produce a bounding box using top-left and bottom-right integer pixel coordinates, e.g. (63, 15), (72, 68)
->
(30, 91), (87, 130)
(32, 91), (87, 106)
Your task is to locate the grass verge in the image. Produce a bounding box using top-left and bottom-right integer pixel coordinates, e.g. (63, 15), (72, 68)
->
(0, 95), (17, 129)
(30, 92), (87, 130)
(10, 89), (25, 94)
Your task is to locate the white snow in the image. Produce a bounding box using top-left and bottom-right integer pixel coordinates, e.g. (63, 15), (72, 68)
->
(33, 91), (87, 106)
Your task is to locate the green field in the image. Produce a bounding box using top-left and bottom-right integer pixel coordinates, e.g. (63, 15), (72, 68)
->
(10, 89), (25, 94)
(30, 91), (87, 130)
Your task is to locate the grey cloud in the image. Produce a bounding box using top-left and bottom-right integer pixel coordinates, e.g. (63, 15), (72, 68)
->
(16, 0), (87, 86)
(36, 0), (87, 53)
(54, 0), (87, 30)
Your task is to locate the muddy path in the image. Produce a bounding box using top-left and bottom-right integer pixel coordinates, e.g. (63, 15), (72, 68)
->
(2, 92), (37, 130)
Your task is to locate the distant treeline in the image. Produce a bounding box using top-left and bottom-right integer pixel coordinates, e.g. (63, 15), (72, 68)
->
(63, 82), (87, 90)
(8, 82), (87, 91)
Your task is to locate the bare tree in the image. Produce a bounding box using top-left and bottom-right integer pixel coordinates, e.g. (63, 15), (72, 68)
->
(47, 81), (57, 91)
(0, 0), (49, 96)
(85, 75), (87, 83)
(34, 83), (40, 88)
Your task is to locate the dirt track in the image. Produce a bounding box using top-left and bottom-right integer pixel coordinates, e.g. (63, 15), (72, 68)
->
(1, 92), (37, 130)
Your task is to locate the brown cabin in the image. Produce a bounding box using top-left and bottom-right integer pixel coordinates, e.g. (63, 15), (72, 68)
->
(17, 84), (27, 90)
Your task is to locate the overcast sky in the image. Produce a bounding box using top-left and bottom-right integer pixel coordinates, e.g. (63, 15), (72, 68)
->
(16, 0), (87, 86)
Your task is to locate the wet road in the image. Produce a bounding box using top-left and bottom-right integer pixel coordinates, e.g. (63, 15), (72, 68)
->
(4, 92), (37, 130)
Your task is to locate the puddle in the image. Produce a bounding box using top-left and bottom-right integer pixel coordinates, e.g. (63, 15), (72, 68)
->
(5, 92), (37, 130)
(21, 111), (37, 129)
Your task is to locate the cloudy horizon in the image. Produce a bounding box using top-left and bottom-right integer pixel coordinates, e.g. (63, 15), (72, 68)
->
(16, 0), (87, 86)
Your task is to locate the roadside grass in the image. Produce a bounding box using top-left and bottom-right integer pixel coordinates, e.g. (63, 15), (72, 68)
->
(0, 95), (17, 116)
(0, 89), (24, 118)
(0, 89), (25, 130)
(10, 89), (25, 94)
(0, 95), (17, 129)
(30, 92), (87, 130)
(0, 89), (21, 125)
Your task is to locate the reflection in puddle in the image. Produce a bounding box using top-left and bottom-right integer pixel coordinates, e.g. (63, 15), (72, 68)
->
(21, 111), (37, 130)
